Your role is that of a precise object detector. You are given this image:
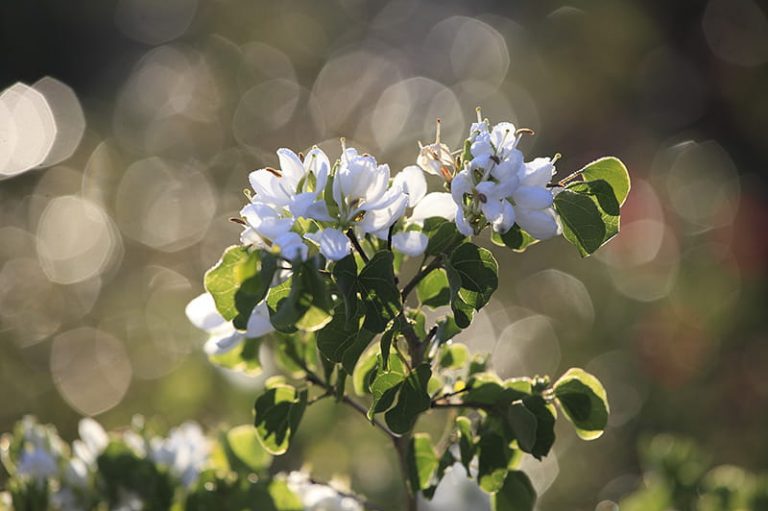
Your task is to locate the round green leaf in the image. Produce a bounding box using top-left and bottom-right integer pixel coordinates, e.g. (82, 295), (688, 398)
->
(553, 368), (609, 440)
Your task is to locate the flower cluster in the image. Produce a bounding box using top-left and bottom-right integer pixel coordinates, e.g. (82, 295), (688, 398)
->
(448, 117), (559, 239)
(187, 114), (565, 360)
(1, 416), (364, 511)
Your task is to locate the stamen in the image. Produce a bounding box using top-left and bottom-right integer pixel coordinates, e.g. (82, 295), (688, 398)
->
(229, 217), (247, 226)
(298, 151), (305, 162)
(476, 106), (483, 123)
(264, 167), (282, 177)
(243, 188), (252, 200)
(435, 118), (442, 144)
(490, 155), (500, 164)
(477, 193), (487, 203)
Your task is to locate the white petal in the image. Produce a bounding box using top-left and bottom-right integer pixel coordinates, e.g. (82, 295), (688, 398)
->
(392, 231), (428, 257)
(305, 228), (351, 261)
(305, 200), (334, 222)
(240, 202), (294, 240)
(249, 170), (290, 206)
(490, 122), (517, 153)
(392, 165), (427, 207)
(409, 192), (457, 224)
(204, 329), (244, 356)
(451, 170), (473, 204)
(304, 147), (330, 193)
(515, 207), (560, 240)
(358, 191), (408, 234)
(512, 186), (554, 209)
(289, 192), (317, 218)
(480, 197), (503, 222)
(185, 293), (227, 332)
(491, 152), (522, 182)
(78, 418), (108, 455)
(276, 148), (305, 186)
(520, 157), (555, 188)
(492, 201), (516, 233)
(456, 207), (474, 237)
(273, 232), (308, 261)
(246, 302), (274, 338)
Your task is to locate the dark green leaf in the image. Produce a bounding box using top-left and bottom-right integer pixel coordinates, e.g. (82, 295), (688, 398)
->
(448, 243), (498, 303)
(253, 384), (308, 455)
(506, 403), (537, 454)
(358, 251), (401, 333)
(426, 222), (466, 256)
(416, 268), (451, 308)
(456, 416), (476, 472)
(352, 347), (379, 396)
(332, 255), (358, 323)
(579, 156), (631, 206)
(490, 224), (538, 252)
(407, 433), (439, 492)
(368, 372), (405, 419)
(385, 364), (432, 434)
(491, 471), (537, 511)
(523, 395), (556, 460)
(553, 368), (609, 440)
(477, 431), (510, 493)
(315, 305), (362, 364)
(233, 252), (278, 329)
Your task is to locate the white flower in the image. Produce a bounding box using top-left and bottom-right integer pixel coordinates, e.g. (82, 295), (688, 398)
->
(305, 228), (352, 261)
(272, 231), (309, 261)
(392, 165), (427, 208)
(409, 192), (457, 225)
(417, 141), (455, 179)
(249, 148), (330, 218)
(511, 158), (559, 240)
(72, 418), (108, 467)
(185, 293), (274, 357)
(391, 231), (428, 257)
(331, 148), (409, 234)
(150, 422), (209, 488)
(286, 472), (362, 511)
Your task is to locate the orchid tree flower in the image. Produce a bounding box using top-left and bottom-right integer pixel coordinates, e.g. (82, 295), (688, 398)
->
(306, 147), (409, 261)
(185, 293), (273, 357)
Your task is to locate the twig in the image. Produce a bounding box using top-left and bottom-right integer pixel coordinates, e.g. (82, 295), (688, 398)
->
(346, 229), (370, 263)
(400, 256), (443, 303)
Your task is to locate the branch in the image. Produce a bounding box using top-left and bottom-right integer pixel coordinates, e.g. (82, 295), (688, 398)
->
(346, 229), (370, 263)
(400, 256), (443, 302)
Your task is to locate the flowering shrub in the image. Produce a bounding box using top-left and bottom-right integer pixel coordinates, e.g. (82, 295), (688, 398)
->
(186, 112), (631, 510)
(0, 416), (366, 511)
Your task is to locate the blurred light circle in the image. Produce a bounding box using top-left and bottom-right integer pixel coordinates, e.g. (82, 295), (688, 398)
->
(0, 258), (63, 344)
(232, 79), (301, 147)
(600, 219), (666, 268)
(702, 0), (768, 67)
(115, 157), (216, 251)
(0, 83), (56, 178)
(493, 315), (561, 378)
(36, 195), (122, 284)
(238, 42), (297, 89)
(371, 77), (464, 152)
(664, 140), (740, 231)
(115, 0), (198, 45)
(608, 223), (680, 302)
(51, 327), (132, 416)
(586, 350), (647, 427)
(32, 77), (86, 167)
(424, 16), (510, 88)
(454, 308), (498, 355)
(515, 269), (594, 327)
(312, 50), (403, 134)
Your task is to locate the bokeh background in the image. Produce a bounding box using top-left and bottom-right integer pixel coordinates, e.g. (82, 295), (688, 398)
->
(1, 0), (767, 509)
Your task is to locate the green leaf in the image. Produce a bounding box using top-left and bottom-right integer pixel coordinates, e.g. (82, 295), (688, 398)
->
(352, 346), (379, 396)
(253, 384), (308, 455)
(97, 442), (174, 510)
(506, 403), (537, 454)
(368, 371), (405, 419)
(579, 156), (631, 206)
(407, 433), (439, 492)
(209, 337), (263, 375)
(233, 252), (278, 329)
(423, 448), (456, 500)
(449, 243), (498, 303)
(416, 268), (451, 308)
(225, 425), (272, 472)
(332, 254), (358, 322)
(267, 262), (333, 333)
(553, 368), (609, 440)
(491, 225), (537, 252)
(426, 222), (466, 256)
(554, 188), (608, 256)
(204, 246), (258, 321)
(357, 251), (402, 333)
(438, 343), (469, 370)
(477, 431), (510, 493)
(385, 364), (432, 434)
(523, 395), (556, 460)
(491, 471), (537, 511)
(315, 305), (374, 373)
(341, 329), (376, 374)
(456, 416), (476, 472)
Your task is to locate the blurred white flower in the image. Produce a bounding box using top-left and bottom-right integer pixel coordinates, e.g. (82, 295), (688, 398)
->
(185, 292), (273, 356)
(392, 165), (427, 208)
(17, 447), (57, 481)
(72, 418), (108, 467)
(286, 472), (362, 511)
(150, 422), (209, 488)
